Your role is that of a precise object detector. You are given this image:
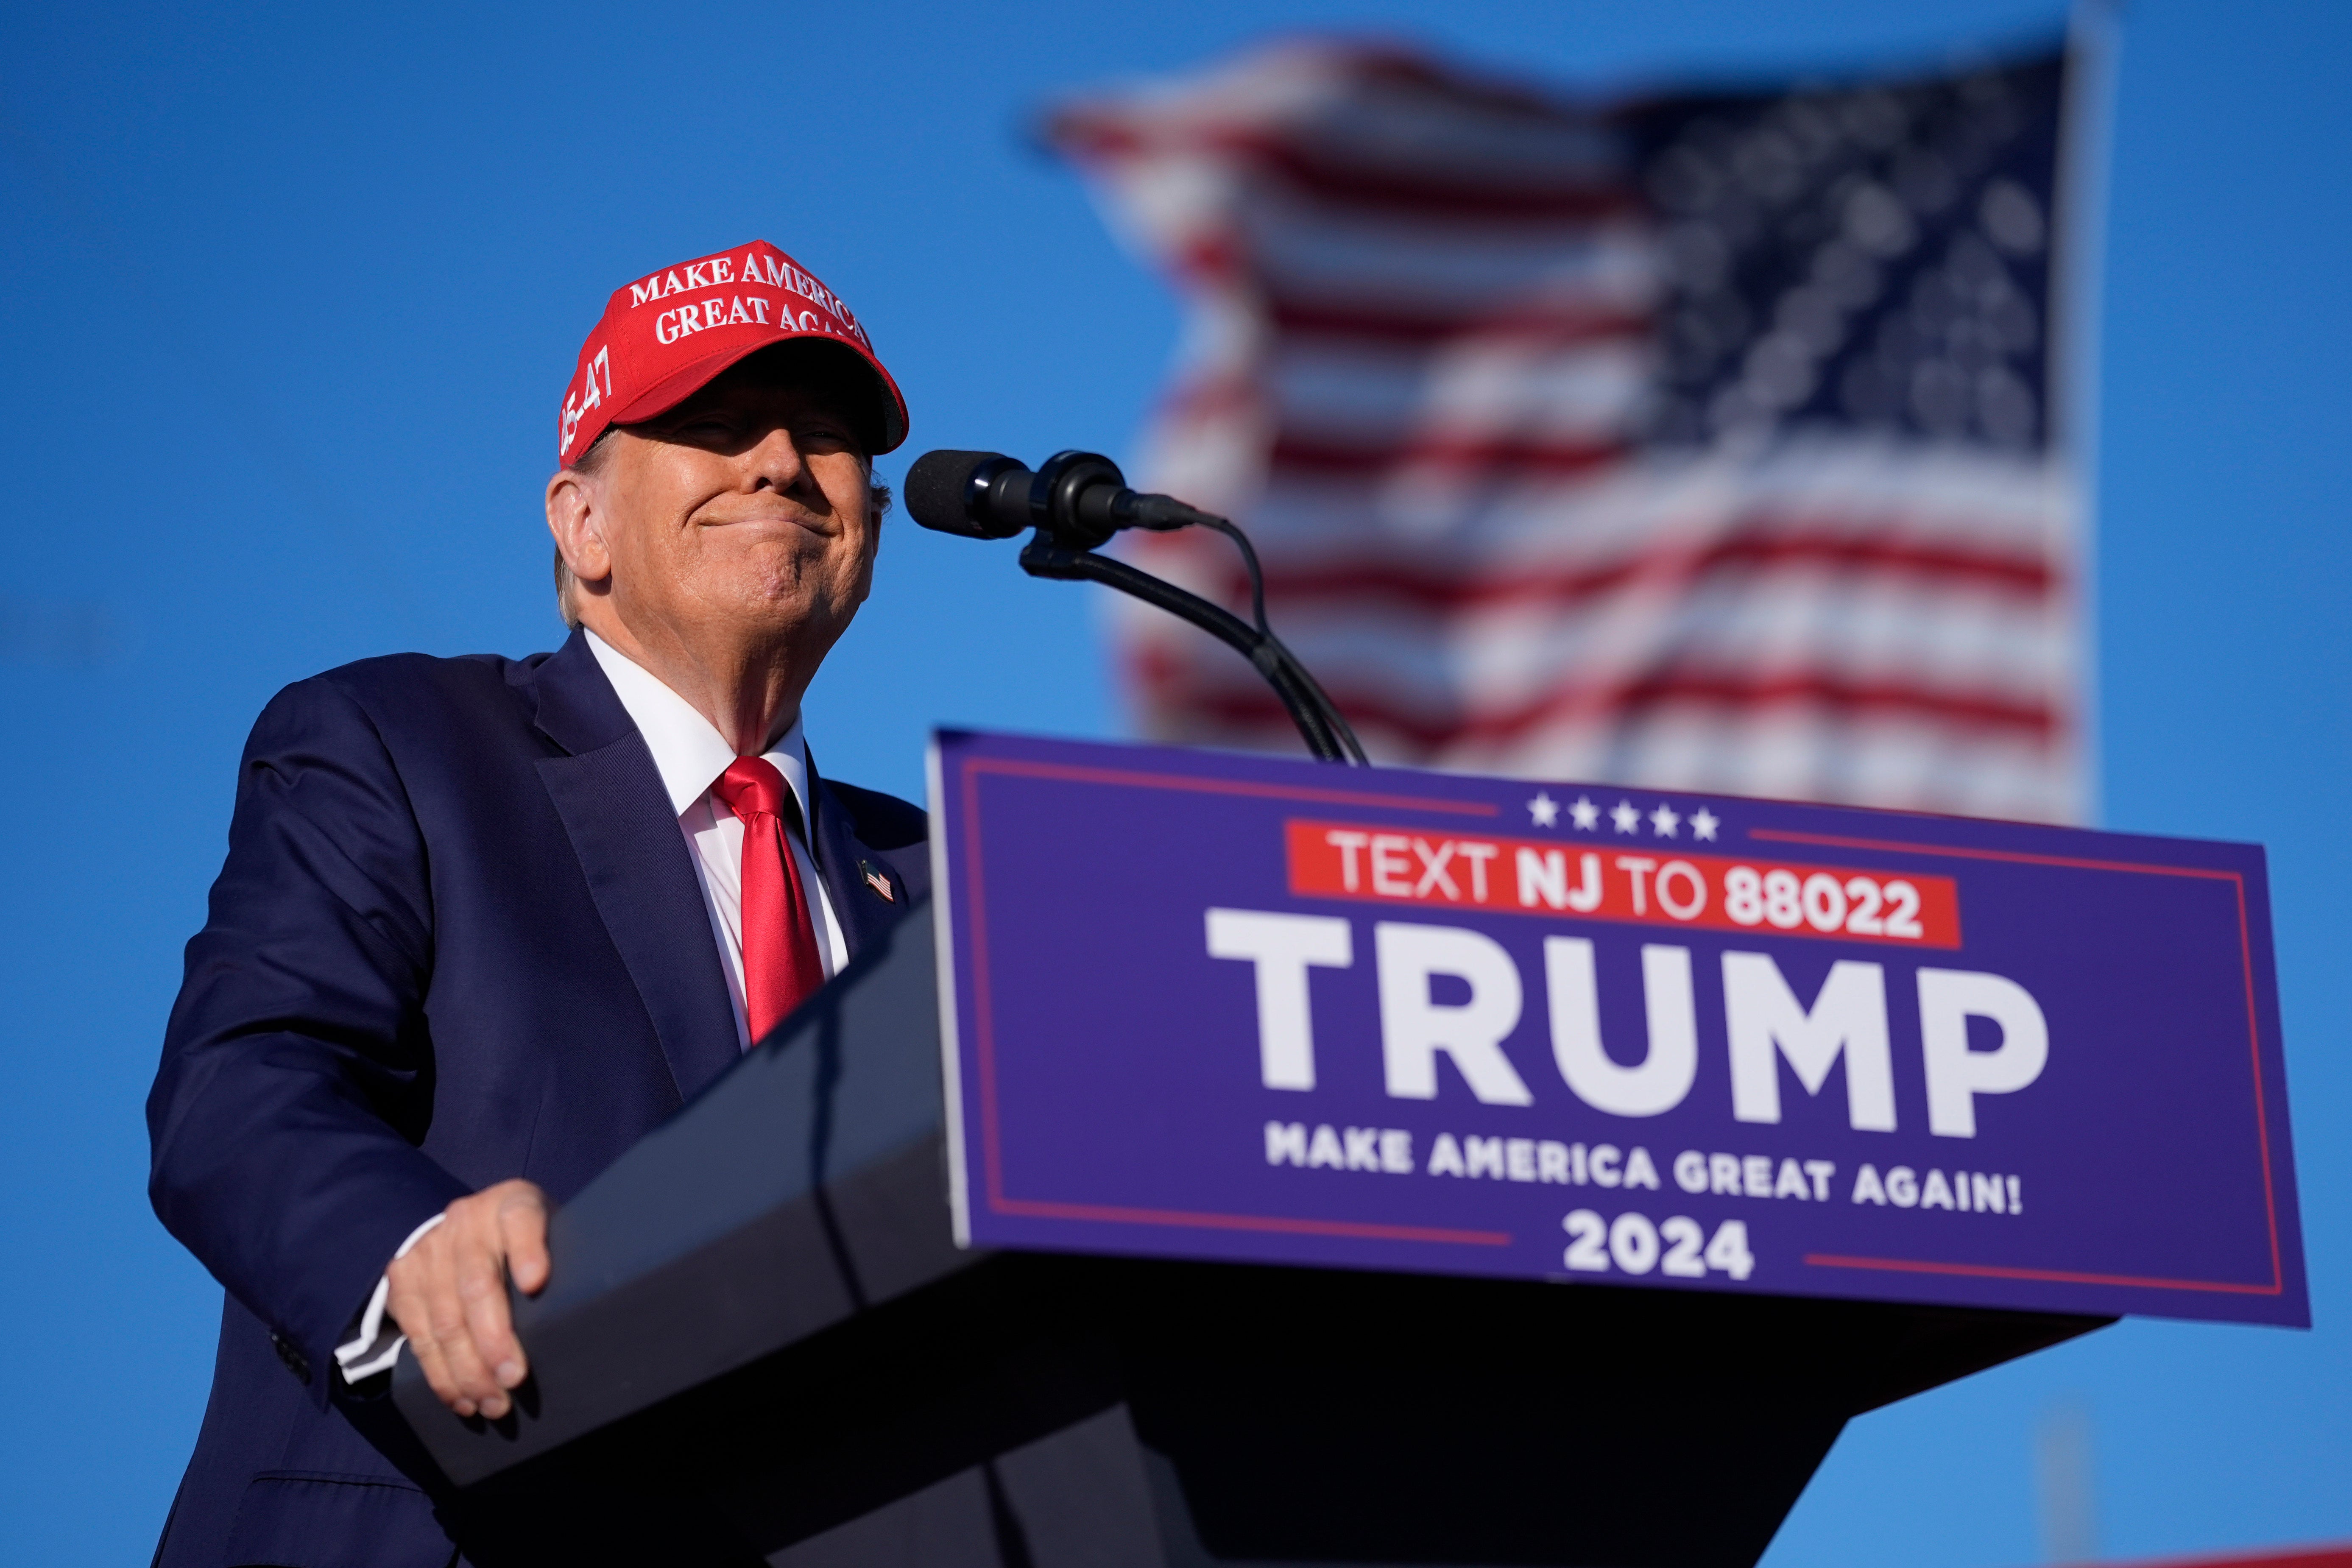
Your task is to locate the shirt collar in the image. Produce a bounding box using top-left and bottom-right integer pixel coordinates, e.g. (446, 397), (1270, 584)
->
(583, 628), (814, 827)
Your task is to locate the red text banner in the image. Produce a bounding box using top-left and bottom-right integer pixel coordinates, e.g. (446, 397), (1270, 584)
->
(1284, 819), (1962, 949)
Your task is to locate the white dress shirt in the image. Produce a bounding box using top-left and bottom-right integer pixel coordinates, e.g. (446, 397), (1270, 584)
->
(583, 628), (849, 1030)
(335, 631), (846, 1382)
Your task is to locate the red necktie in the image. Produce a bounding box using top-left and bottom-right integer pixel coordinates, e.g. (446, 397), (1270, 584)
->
(711, 756), (826, 1044)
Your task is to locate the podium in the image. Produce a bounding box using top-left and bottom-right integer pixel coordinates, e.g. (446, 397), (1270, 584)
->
(385, 901), (2108, 1567)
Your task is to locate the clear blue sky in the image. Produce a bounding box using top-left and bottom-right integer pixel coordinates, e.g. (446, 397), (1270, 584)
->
(2, 2), (2345, 1562)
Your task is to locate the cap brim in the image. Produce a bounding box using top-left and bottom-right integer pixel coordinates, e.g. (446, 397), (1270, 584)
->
(609, 331), (908, 455)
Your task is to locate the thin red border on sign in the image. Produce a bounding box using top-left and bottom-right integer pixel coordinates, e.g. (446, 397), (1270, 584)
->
(1800, 1253), (2283, 1295)
(957, 756), (1500, 817)
(990, 1196), (1511, 1247)
(1753, 827), (2283, 1298)
(957, 755), (1511, 1249)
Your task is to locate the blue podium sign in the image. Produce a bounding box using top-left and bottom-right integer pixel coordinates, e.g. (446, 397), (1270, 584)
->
(928, 731), (2306, 1326)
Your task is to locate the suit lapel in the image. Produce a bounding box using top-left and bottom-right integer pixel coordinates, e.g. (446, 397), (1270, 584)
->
(527, 631), (741, 1105)
(805, 748), (897, 963)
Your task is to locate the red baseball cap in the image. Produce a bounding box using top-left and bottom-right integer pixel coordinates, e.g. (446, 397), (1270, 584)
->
(556, 240), (908, 466)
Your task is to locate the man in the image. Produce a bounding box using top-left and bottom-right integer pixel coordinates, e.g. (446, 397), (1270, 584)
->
(145, 240), (926, 1566)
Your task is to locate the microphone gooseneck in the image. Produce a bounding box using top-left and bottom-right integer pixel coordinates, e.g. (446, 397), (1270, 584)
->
(898, 446), (1368, 766)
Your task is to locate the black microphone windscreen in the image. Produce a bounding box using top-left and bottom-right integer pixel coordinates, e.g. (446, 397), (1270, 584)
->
(905, 450), (1007, 536)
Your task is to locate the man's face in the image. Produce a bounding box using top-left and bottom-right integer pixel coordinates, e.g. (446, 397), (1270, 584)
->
(564, 357), (877, 671)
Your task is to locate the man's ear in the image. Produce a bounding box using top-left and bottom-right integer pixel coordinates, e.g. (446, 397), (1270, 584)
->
(546, 469), (614, 587)
(867, 477), (890, 561)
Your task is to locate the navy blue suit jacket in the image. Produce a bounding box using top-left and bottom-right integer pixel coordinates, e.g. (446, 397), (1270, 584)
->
(146, 630), (929, 1567)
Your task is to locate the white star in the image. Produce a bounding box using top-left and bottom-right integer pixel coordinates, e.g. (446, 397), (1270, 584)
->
(1570, 795), (1599, 831)
(1610, 800), (1641, 834)
(1650, 803), (1680, 838)
(1691, 808), (1720, 842)
(1527, 791), (1560, 828)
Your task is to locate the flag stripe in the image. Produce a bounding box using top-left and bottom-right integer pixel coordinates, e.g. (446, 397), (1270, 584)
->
(1269, 431), (1631, 477)
(1268, 297), (1652, 347)
(1137, 668), (2061, 749)
(1049, 124), (1637, 222)
(1215, 532), (2059, 607)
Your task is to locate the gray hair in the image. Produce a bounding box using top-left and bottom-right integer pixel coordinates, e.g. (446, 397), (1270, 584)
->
(552, 429), (892, 629)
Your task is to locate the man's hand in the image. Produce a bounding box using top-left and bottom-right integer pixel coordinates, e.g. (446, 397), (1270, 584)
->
(385, 1179), (551, 1419)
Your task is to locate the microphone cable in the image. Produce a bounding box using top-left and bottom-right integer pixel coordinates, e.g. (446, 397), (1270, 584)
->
(1181, 510), (1369, 766)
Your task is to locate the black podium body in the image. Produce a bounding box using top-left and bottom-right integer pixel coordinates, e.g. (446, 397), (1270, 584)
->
(385, 902), (2106, 1566)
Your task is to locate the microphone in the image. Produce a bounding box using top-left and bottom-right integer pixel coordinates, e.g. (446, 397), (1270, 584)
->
(903, 449), (1209, 549)
(900, 447), (1371, 765)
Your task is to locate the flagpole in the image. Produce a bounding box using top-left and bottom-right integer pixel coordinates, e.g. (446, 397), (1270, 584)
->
(2060, 0), (2123, 826)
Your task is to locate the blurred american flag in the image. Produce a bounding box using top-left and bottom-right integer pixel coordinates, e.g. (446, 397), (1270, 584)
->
(1046, 40), (2089, 822)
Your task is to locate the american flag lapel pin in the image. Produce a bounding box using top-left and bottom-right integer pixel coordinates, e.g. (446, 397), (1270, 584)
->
(859, 859), (895, 902)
